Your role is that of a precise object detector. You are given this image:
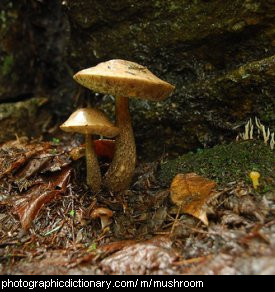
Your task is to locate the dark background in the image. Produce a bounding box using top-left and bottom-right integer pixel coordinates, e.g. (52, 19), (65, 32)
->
(0, 0), (274, 160)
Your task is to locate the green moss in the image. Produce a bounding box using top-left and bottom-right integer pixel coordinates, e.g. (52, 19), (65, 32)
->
(159, 140), (274, 190)
(0, 10), (7, 28)
(1, 54), (13, 76)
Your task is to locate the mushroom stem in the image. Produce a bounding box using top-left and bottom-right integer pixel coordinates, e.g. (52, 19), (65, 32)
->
(104, 96), (136, 192)
(85, 134), (101, 192)
(100, 216), (111, 229)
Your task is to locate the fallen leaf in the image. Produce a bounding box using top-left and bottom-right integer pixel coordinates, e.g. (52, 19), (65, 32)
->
(12, 167), (72, 230)
(69, 139), (115, 161)
(99, 237), (178, 275)
(69, 239), (136, 267)
(0, 148), (37, 178)
(221, 210), (247, 226)
(0, 141), (51, 178)
(94, 139), (115, 160)
(16, 155), (51, 180)
(69, 146), (85, 161)
(40, 153), (71, 173)
(170, 173), (216, 225)
(98, 239), (136, 254)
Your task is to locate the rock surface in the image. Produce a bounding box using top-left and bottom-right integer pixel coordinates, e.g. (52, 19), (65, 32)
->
(0, 0), (274, 158)
(64, 0), (275, 159)
(0, 97), (49, 142)
(0, 0), (69, 101)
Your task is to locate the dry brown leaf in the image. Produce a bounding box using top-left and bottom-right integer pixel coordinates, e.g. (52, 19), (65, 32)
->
(69, 145), (85, 161)
(16, 155), (52, 180)
(12, 167), (72, 230)
(69, 139), (115, 161)
(170, 173), (216, 225)
(99, 237), (178, 275)
(0, 141), (51, 178)
(0, 148), (37, 178)
(94, 139), (115, 160)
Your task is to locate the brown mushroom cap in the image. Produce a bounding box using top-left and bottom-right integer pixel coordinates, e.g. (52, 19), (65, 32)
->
(60, 108), (119, 138)
(90, 207), (113, 219)
(73, 59), (174, 101)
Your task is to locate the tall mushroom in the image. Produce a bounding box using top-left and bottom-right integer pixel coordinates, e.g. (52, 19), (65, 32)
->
(73, 59), (174, 192)
(60, 107), (119, 192)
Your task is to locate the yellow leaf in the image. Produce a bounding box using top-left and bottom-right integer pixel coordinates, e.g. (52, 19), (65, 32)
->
(170, 173), (216, 225)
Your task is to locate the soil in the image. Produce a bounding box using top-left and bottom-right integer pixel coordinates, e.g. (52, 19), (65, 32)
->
(0, 0), (274, 276)
(0, 135), (274, 275)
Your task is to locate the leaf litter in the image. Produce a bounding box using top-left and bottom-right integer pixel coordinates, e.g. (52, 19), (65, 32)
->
(0, 137), (274, 275)
(170, 173), (217, 225)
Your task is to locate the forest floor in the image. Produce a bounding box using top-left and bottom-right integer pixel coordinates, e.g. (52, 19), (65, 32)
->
(0, 136), (274, 275)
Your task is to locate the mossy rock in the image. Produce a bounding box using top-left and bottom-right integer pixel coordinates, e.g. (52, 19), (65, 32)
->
(159, 140), (274, 191)
(65, 0), (275, 159)
(0, 0), (68, 101)
(0, 97), (49, 142)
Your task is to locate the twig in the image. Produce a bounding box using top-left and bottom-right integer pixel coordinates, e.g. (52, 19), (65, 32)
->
(169, 204), (183, 237)
(173, 254), (212, 266)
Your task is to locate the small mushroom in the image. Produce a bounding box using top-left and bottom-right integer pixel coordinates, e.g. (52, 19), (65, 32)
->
(249, 171), (260, 189)
(90, 207), (113, 229)
(74, 59), (174, 192)
(60, 108), (119, 192)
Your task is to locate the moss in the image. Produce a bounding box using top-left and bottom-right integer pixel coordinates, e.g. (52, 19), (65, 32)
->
(66, 0), (274, 160)
(0, 10), (7, 28)
(159, 140), (274, 190)
(0, 1), (68, 101)
(67, 0), (273, 68)
(1, 54), (13, 76)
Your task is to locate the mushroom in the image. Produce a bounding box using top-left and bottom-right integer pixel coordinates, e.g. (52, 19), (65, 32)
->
(73, 59), (174, 192)
(60, 107), (119, 192)
(90, 207), (113, 229)
(249, 171), (260, 190)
